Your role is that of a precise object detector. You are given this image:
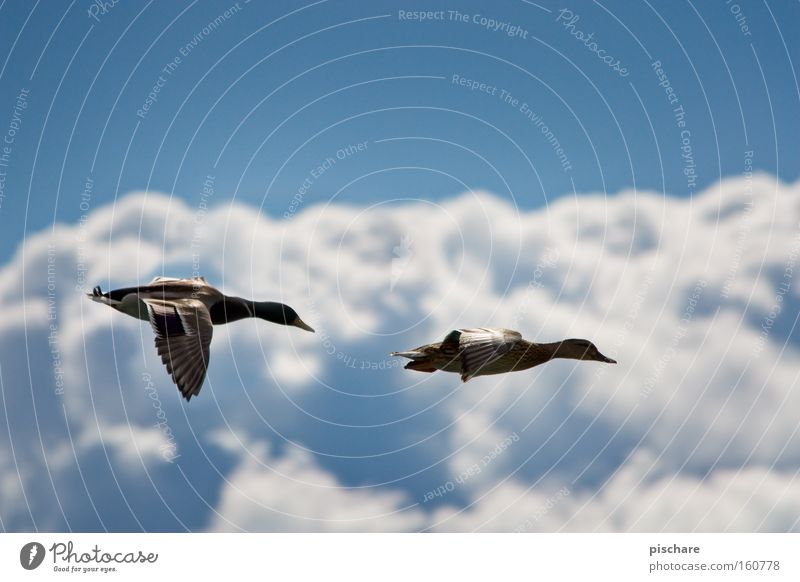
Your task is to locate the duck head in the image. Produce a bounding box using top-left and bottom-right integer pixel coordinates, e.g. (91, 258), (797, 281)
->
(553, 338), (616, 363)
(254, 301), (315, 332)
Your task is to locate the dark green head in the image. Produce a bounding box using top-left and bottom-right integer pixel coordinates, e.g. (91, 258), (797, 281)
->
(253, 301), (315, 332)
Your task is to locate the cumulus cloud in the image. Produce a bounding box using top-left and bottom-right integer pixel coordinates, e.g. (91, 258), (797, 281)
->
(431, 451), (800, 532)
(1, 174), (799, 531)
(208, 433), (425, 532)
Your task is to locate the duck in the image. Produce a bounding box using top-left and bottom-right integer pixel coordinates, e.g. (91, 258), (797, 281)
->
(87, 276), (314, 400)
(391, 328), (615, 382)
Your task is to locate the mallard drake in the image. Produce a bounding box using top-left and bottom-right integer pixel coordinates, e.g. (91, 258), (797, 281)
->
(88, 276), (314, 400)
(391, 328), (615, 382)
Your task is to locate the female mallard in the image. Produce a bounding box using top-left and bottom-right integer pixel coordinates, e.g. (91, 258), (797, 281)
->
(88, 276), (314, 400)
(391, 328), (615, 382)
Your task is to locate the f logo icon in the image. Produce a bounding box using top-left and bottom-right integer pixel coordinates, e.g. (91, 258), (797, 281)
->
(20, 542), (45, 570)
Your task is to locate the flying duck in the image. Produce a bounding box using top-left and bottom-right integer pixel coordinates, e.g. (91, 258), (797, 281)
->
(391, 328), (615, 382)
(88, 276), (314, 400)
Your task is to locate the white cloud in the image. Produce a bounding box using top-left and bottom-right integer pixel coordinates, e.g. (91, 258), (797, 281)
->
(1, 174), (799, 531)
(430, 450), (800, 532)
(210, 438), (425, 532)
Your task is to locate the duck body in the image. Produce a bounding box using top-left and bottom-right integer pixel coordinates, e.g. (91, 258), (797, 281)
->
(90, 277), (221, 322)
(392, 328), (615, 382)
(88, 276), (313, 400)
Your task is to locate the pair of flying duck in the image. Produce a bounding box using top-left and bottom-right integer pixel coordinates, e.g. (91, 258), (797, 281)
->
(89, 277), (615, 401)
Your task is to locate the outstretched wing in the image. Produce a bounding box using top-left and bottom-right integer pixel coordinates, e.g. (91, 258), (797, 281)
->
(447, 328), (523, 382)
(143, 298), (213, 401)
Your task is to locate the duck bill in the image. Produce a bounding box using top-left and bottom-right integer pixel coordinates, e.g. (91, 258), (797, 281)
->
(293, 317), (315, 332)
(598, 353), (617, 364)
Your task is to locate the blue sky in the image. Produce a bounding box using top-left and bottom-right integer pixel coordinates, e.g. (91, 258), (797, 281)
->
(0, 0), (797, 262)
(1, 1), (800, 533)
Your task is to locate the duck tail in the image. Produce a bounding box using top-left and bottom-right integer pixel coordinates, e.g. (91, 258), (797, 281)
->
(390, 350), (437, 373)
(390, 350), (422, 359)
(86, 285), (115, 305)
(404, 359), (437, 373)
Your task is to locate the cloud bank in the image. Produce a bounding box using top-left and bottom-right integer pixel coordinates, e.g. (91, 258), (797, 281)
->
(1, 174), (799, 532)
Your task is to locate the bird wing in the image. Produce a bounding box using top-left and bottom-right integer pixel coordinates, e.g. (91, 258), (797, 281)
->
(143, 298), (213, 401)
(448, 328), (523, 382)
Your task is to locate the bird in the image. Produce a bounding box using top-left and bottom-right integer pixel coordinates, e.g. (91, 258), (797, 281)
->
(391, 328), (616, 382)
(87, 276), (314, 400)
